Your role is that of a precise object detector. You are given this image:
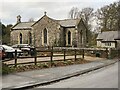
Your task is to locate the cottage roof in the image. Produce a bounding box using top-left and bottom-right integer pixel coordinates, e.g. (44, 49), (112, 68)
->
(12, 21), (35, 30)
(97, 31), (120, 41)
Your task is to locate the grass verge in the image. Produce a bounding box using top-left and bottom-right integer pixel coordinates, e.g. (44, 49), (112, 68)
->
(2, 59), (91, 74)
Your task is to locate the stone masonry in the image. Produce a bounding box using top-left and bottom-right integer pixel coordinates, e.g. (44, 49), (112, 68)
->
(11, 12), (88, 48)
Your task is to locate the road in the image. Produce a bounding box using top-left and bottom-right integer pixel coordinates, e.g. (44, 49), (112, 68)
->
(37, 62), (118, 88)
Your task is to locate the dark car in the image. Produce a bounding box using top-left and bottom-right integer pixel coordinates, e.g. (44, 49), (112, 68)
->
(0, 46), (6, 60)
(0, 45), (23, 58)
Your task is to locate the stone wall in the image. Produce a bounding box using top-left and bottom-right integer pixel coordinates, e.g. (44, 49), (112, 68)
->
(32, 16), (87, 48)
(11, 29), (31, 45)
(65, 27), (77, 47)
(116, 40), (120, 49)
(77, 19), (87, 47)
(11, 16), (87, 48)
(32, 15), (61, 47)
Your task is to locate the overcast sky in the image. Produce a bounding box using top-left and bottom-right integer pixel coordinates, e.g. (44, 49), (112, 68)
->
(0, 0), (118, 25)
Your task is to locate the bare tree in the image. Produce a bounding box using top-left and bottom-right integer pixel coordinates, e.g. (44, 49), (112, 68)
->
(68, 7), (79, 19)
(78, 7), (94, 46)
(69, 7), (94, 29)
(28, 18), (34, 22)
(78, 8), (94, 28)
(69, 7), (94, 46)
(95, 1), (119, 31)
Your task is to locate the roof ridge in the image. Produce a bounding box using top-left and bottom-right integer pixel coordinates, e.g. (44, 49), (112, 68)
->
(32, 15), (61, 26)
(56, 18), (80, 21)
(20, 21), (36, 23)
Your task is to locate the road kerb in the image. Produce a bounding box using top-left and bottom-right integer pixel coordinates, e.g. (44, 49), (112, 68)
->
(3, 60), (117, 90)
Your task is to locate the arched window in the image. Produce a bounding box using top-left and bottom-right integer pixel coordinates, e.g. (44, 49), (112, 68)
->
(28, 32), (32, 45)
(68, 31), (71, 45)
(44, 28), (47, 44)
(80, 30), (83, 44)
(20, 33), (22, 44)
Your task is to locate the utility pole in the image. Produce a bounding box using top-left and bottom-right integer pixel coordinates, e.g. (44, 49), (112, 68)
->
(0, 19), (2, 45)
(118, 1), (120, 31)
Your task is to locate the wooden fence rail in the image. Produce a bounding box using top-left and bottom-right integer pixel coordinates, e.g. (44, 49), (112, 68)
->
(3, 47), (109, 67)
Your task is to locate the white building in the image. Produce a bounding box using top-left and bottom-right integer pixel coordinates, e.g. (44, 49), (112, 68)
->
(97, 31), (120, 49)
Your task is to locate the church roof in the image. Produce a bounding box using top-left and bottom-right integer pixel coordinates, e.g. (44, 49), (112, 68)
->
(32, 15), (81, 28)
(97, 31), (120, 41)
(12, 21), (35, 30)
(58, 19), (80, 27)
(12, 15), (82, 30)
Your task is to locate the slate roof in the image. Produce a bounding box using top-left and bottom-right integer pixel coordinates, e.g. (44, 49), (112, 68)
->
(97, 31), (120, 41)
(58, 19), (80, 27)
(12, 15), (81, 30)
(12, 21), (35, 30)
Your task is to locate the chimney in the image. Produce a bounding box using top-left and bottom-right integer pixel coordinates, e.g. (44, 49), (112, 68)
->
(17, 15), (21, 23)
(44, 11), (47, 15)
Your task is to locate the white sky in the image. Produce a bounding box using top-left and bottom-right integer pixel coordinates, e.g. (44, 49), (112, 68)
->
(0, 0), (118, 25)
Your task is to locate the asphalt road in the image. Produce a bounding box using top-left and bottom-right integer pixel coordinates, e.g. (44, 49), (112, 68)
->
(37, 62), (118, 88)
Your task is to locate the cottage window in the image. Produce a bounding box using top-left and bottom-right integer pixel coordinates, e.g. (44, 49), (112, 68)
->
(68, 31), (71, 45)
(105, 43), (107, 46)
(44, 28), (47, 44)
(105, 42), (111, 46)
(108, 43), (111, 46)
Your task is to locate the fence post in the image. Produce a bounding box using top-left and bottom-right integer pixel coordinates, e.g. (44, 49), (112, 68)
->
(34, 48), (37, 65)
(50, 46), (53, 66)
(64, 49), (66, 61)
(82, 49), (84, 59)
(105, 48), (108, 59)
(75, 49), (76, 61)
(14, 50), (17, 67)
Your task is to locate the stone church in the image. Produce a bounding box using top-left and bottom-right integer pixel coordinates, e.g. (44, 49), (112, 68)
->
(11, 12), (88, 47)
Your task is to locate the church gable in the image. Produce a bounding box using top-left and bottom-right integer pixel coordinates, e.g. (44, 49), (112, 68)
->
(32, 14), (61, 47)
(10, 15), (35, 45)
(77, 18), (88, 47)
(32, 14), (60, 30)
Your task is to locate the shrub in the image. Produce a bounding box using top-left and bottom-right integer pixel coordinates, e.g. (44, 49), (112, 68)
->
(67, 60), (74, 65)
(41, 63), (49, 68)
(2, 63), (13, 75)
(63, 61), (68, 65)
